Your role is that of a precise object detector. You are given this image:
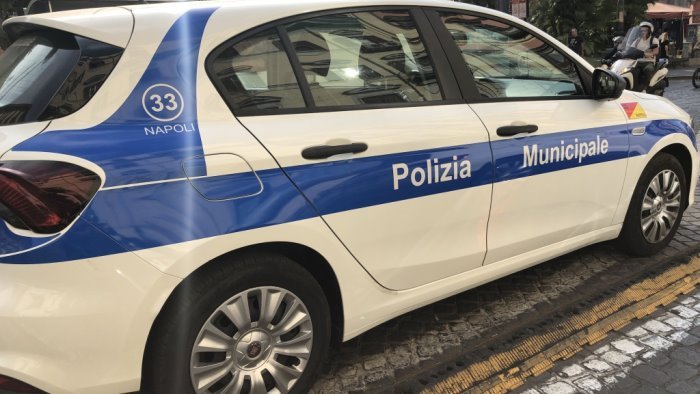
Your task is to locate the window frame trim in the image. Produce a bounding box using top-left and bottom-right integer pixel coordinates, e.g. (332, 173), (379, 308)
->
(204, 6), (462, 117)
(276, 24), (316, 109)
(423, 7), (594, 104)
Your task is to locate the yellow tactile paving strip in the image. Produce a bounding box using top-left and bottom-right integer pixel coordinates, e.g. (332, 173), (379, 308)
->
(425, 256), (700, 394)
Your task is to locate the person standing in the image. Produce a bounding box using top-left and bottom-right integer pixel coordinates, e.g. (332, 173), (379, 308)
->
(568, 27), (584, 56)
(658, 27), (670, 60)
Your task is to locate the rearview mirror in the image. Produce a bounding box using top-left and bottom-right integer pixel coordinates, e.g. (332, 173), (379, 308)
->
(592, 68), (625, 100)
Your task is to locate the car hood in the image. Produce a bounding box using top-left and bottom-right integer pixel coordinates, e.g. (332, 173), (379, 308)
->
(621, 90), (692, 127)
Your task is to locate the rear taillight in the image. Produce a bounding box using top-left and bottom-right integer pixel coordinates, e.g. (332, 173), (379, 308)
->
(0, 375), (44, 393)
(0, 161), (101, 234)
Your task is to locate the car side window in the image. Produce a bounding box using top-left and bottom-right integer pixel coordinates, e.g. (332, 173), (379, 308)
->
(283, 11), (443, 107)
(209, 28), (306, 115)
(438, 12), (585, 100)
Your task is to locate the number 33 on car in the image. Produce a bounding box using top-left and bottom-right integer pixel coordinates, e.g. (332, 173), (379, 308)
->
(0, 1), (696, 393)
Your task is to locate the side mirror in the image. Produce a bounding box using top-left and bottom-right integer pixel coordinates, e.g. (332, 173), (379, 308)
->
(592, 68), (625, 100)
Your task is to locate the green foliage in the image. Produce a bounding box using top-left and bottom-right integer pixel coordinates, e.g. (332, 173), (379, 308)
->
(529, 0), (654, 57)
(623, 0), (656, 28)
(456, 0), (655, 57)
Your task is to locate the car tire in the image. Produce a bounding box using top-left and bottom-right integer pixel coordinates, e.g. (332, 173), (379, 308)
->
(617, 153), (687, 257)
(141, 252), (331, 394)
(693, 68), (700, 89)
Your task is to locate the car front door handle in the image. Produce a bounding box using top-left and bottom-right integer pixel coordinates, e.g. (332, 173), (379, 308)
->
(496, 124), (539, 137)
(301, 142), (368, 160)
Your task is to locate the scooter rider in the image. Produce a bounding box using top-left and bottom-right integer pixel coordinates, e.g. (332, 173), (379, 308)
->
(630, 22), (659, 92)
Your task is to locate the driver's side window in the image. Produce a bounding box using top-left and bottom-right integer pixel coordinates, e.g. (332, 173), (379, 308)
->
(438, 12), (585, 100)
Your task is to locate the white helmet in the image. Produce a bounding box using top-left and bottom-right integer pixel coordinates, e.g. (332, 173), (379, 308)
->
(640, 22), (654, 33)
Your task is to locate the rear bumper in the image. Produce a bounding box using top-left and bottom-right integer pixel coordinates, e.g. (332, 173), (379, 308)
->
(0, 251), (180, 393)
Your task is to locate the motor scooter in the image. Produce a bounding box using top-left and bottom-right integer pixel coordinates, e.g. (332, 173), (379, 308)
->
(601, 26), (669, 96)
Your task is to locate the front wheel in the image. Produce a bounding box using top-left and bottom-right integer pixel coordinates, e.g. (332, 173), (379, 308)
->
(693, 68), (700, 88)
(617, 153), (687, 257)
(142, 253), (331, 394)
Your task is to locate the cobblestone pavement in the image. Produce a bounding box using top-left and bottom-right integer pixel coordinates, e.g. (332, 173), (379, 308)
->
(666, 80), (700, 124)
(310, 84), (700, 393)
(513, 86), (700, 394)
(516, 289), (700, 394)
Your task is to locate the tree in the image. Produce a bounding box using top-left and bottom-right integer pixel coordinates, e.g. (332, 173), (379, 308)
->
(623, 0), (657, 28)
(529, 0), (653, 57)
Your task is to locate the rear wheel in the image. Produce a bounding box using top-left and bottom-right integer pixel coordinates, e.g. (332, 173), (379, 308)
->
(142, 253), (331, 394)
(693, 68), (700, 89)
(617, 153), (687, 256)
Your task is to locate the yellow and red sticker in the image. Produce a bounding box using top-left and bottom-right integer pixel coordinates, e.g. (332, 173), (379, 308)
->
(621, 102), (648, 119)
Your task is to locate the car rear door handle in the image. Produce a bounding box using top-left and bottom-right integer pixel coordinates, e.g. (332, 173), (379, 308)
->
(496, 124), (538, 137)
(302, 143), (368, 160)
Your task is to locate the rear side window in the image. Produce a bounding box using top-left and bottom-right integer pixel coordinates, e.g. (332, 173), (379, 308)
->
(41, 35), (122, 120)
(209, 9), (445, 115)
(283, 11), (443, 107)
(209, 28), (306, 115)
(0, 30), (122, 125)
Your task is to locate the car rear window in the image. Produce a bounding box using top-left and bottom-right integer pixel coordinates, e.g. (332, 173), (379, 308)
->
(0, 30), (123, 126)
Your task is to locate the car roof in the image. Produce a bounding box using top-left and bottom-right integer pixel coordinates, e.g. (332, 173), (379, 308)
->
(4, 0), (591, 72)
(3, 6), (134, 47)
(121, 0), (503, 17)
(3, 0), (508, 47)
(13, 0), (514, 27)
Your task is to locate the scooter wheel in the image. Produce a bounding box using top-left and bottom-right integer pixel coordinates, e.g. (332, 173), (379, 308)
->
(693, 68), (700, 89)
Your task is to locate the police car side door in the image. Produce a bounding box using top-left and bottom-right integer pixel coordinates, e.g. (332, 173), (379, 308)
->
(430, 10), (630, 265)
(208, 8), (494, 291)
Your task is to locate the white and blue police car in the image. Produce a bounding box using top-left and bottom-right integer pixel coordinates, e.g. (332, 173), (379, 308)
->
(0, 0), (696, 393)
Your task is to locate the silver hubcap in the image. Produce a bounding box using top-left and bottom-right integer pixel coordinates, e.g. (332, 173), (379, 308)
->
(641, 169), (682, 243)
(190, 287), (313, 394)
